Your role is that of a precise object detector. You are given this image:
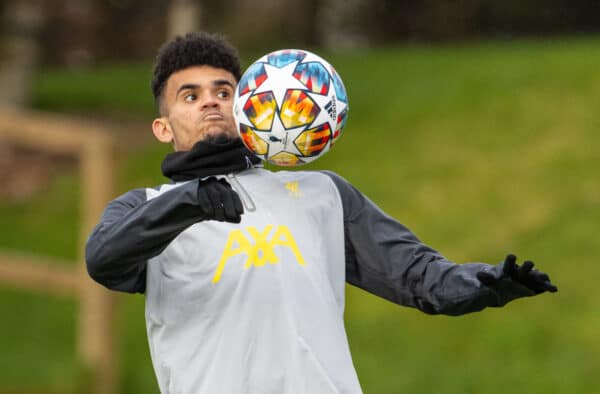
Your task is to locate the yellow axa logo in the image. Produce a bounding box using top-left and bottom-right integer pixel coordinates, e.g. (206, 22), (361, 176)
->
(285, 181), (302, 197)
(212, 224), (307, 283)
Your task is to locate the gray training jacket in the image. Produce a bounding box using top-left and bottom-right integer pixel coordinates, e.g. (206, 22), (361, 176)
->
(86, 168), (533, 394)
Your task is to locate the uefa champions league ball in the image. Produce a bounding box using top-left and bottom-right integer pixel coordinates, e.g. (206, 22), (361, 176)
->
(233, 49), (349, 166)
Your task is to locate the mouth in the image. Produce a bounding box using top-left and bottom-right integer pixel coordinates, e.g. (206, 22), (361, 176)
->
(203, 111), (224, 121)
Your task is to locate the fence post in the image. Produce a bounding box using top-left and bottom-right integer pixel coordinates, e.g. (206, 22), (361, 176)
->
(0, 109), (121, 393)
(77, 133), (118, 394)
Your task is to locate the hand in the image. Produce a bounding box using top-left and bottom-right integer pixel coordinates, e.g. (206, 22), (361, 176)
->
(477, 254), (558, 294)
(197, 177), (244, 223)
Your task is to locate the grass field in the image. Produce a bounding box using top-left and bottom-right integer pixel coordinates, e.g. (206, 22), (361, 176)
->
(1, 36), (599, 393)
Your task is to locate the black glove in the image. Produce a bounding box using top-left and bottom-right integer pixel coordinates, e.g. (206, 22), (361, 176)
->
(197, 177), (244, 223)
(477, 254), (558, 294)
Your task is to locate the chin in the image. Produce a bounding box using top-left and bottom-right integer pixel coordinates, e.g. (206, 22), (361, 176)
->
(204, 132), (239, 145)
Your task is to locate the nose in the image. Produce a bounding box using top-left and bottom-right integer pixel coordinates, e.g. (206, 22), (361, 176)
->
(199, 91), (218, 109)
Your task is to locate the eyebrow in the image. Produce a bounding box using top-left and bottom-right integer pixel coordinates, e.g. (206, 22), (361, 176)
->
(175, 79), (235, 96)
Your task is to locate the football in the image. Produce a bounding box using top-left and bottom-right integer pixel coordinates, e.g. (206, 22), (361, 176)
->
(233, 49), (349, 166)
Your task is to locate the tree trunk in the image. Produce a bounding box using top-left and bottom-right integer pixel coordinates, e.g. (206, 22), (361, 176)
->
(315, 0), (369, 50)
(0, 0), (45, 107)
(167, 0), (202, 39)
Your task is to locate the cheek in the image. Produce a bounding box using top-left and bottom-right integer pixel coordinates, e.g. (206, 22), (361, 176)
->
(169, 107), (194, 129)
(223, 104), (236, 122)
(178, 107), (194, 122)
(225, 112), (238, 133)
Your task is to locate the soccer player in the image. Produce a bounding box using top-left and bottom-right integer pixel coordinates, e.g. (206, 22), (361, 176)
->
(86, 32), (557, 394)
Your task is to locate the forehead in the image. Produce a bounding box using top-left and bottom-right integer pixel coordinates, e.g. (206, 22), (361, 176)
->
(166, 65), (236, 93)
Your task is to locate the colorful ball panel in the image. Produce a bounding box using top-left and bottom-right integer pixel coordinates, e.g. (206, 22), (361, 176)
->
(234, 48), (349, 166)
(293, 62), (330, 95)
(267, 49), (306, 68)
(243, 91), (277, 131)
(294, 123), (331, 157)
(280, 89), (319, 129)
(269, 151), (303, 166)
(240, 124), (268, 155)
(238, 63), (268, 96)
(331, 69), (348, 103)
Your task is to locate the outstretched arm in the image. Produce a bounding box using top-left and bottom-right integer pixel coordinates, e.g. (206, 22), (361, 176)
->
(86, 177), (243, 293)
(322, 171), (557, 316)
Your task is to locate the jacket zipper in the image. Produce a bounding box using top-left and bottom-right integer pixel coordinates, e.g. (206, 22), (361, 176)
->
(227, 173), (256, 212)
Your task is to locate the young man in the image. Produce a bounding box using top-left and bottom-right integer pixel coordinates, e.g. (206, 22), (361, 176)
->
(86, 32), (557, 394)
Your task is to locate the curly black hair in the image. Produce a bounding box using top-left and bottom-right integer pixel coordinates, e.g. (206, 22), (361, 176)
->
(151, 32), (242, 111)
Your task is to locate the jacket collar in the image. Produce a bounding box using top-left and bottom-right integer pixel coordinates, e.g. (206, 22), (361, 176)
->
(161, 138), (262, 182)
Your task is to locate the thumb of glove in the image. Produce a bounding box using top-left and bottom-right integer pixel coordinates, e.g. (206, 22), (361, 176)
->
(477, 271), (497, 286)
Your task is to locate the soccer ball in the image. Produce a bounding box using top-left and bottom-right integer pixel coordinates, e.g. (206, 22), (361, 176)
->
(233, 49), (349, 166)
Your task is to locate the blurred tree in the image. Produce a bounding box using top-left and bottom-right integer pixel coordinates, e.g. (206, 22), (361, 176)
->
(315, 0), (370, 49)
(200, 0), (320, 53)
(368, 0), (600, 42)
(0, 0), (45, 107)
(7, 0), (600, 68)
(61, 0), (100, 67)
(167, 0), (202, 39)
(39, 0), (165, 65)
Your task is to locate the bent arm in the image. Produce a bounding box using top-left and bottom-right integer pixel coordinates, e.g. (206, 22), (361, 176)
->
(85, 181), (205, 293)
(322, 171), (533, 315)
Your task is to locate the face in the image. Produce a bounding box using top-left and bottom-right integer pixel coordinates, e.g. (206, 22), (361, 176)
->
(152, 65), (239, 151)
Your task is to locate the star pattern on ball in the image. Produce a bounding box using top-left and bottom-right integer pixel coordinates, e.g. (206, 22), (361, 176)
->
(254, 61), (308, 108)
(261, 114), (306, 158)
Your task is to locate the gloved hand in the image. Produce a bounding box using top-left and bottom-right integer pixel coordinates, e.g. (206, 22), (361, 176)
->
(197, 177), (244, 223)
(477, 254), (558, 294)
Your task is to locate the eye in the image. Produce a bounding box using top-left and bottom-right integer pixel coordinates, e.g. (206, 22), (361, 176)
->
(184, 93), (197, 102)
(217, 90), (230, 99)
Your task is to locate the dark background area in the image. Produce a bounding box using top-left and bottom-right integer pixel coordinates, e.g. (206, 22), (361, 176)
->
(3, 0), (599, 66)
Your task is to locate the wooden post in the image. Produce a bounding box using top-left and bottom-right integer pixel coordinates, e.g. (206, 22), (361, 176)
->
(78, 133), (118, 394)
(0, 253), (80, 297)
(0, 108), (119, 394)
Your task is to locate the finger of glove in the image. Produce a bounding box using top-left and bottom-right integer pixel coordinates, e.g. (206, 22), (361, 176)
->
(529, 270), (557, 293)
(528, 279), (558, 294)
(477, 271), (497, 286)
(206, 182), (226, 221)
(219, 185), (243, 223)
(517, 260), (535, 282)
(197, 186), (215, 218)
(216, 179), (244, 218)
(216, 178), (233, 190)
(233, 191), (244, 216)
(523, 276), (557, 294)
(528, 270), (550, 285)
(219, 178), (244, 219)
(503, 254), (518, 277)
(540, 280), (558, 293)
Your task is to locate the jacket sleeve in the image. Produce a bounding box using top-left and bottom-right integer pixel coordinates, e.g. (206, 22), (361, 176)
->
(85, 180), (206, 294)
(321, 171), (534, 316)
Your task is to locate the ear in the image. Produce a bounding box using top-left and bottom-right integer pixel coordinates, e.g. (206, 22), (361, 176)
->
(152, 117), (173, 144)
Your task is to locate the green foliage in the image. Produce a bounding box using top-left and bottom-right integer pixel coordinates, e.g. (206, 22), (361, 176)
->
(31, 62), (156, 118)
(1, 37), (598, 393)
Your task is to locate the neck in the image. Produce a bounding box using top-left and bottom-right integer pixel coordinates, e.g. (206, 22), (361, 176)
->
(161, 138), (262, 181)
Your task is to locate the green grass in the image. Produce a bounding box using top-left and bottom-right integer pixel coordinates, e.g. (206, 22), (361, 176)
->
(1, 36), (599, 393)
(0, 173), (79, 261)
(0, 288), (82, 394)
